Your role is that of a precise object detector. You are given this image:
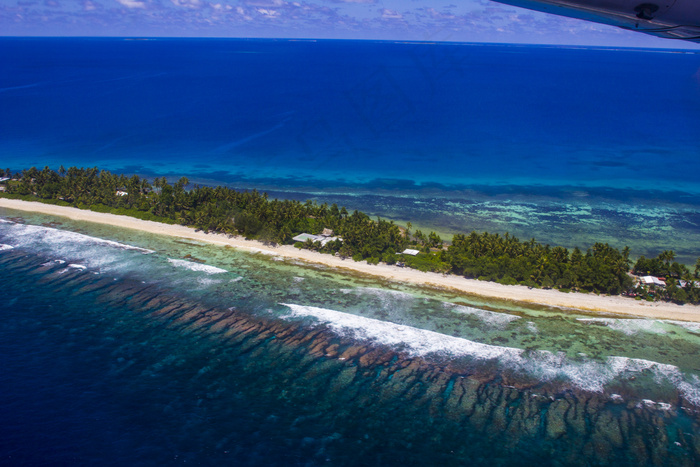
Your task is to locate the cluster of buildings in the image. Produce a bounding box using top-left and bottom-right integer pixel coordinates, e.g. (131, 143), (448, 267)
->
(639, 275), (666, 287)
(636, 275), (699, 289)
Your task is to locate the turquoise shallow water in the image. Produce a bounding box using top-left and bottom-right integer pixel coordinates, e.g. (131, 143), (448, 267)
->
(2, 209), (700, 465)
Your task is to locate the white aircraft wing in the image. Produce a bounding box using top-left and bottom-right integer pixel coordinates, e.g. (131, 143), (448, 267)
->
(492, 0), (700, 43)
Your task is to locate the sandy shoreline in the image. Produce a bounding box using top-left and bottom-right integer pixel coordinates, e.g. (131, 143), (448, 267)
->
(2, 198), (700, 322)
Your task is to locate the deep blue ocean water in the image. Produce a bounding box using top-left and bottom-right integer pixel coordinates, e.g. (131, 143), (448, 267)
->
(2, 37), (700, 261)
(2, 38), (700, 465)
(2, 38), (699, 189)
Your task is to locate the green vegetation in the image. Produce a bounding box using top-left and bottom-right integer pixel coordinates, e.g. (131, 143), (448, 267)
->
(630, 251), (700, 304)
(2, 166), (699, 304)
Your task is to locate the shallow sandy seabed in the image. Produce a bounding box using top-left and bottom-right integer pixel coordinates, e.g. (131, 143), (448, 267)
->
(3, 198), (700, 323)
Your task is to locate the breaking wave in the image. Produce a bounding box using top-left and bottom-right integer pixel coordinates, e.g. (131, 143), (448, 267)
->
(281, 302), (520, 360)
(167, 258), (227, 274)
(578, 318), (700, 336)
(339, 287), (419, 308)
(341, 287), (520, 329)
(1, 220), (154, 254)
(448, 303), (520, 328)
(280, 303), (700, 404)
(577, 318), (670, 335)
(663, 320), (700, 333)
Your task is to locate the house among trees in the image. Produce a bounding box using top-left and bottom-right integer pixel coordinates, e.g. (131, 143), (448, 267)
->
(293, 229), (341, 247)
(641, 276), (666, 287)
(401, 249), (420, 256)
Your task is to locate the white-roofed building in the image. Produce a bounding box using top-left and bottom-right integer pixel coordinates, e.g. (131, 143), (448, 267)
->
(641, 276), (666, 287)
(292, 232), (341, 247)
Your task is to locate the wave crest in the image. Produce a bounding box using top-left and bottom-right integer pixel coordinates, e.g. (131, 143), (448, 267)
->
(280, 303), (700, 403)
(167, 258), (227, 274)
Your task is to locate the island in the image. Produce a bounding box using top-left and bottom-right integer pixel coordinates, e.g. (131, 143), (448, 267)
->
(1, 165), (699, 321)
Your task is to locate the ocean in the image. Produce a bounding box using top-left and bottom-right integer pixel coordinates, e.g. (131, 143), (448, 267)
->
(2, 38), (700, 465)
(2, 37), (700, 261)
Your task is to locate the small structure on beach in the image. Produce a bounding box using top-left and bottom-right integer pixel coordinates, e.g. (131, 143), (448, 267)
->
(401, 249), (420, 256)
(293, 231), (341, 247)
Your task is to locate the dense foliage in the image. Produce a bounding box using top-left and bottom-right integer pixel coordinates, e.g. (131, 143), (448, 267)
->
(2, 166), (699, 303)
(631, 251), (700, 304)
(446, 233), (633, 294)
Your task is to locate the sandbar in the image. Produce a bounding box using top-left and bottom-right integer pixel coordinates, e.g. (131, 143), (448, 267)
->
(2, 198), (700, 323)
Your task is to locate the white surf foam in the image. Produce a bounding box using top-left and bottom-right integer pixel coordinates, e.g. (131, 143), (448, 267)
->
(245, 247), (277, 256)
(577, 318), (669, 335)
(0, 244), (14, 251)
(449, 304), (520, 328)
(639, 399), (673, 411)
(167, 258), (227, 274)
(68, 264), (87, 270)
(339, 287), (427, 320)
(91, 238), (154, 254)
(279, 303), (700, 403)
(340, 288), (519, 329)
(675, 374), (700, 406)
(4, 222), (154, 254)
(662, 320), (700, 333)
(280, 303), (522, 361)
(342, 287), (415, 300)
(196, 277), (224, 287)
(530, 354), (700, 401)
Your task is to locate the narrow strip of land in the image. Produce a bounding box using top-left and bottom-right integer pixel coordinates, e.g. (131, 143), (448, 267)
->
(3, 198), (700, 322)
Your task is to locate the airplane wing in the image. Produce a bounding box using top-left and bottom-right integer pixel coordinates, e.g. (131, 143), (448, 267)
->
(492, 0), (700, 43)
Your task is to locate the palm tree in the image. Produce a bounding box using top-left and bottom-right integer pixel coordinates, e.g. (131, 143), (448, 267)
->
(622, 246), (630, 262)
(659, 250), (675, 265)
(152, 177), (162, 194)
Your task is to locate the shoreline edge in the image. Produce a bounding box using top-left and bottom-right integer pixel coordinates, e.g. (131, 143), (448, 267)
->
(3, 198), (700, 323)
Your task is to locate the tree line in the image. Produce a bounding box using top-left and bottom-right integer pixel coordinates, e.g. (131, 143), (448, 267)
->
(2, 166), (699, 304)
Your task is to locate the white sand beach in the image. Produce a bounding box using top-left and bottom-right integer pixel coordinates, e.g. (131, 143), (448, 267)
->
(3, 198), (700, 323)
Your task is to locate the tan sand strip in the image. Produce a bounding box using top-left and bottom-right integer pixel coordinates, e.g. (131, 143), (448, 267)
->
(2, 198), (699, 322)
